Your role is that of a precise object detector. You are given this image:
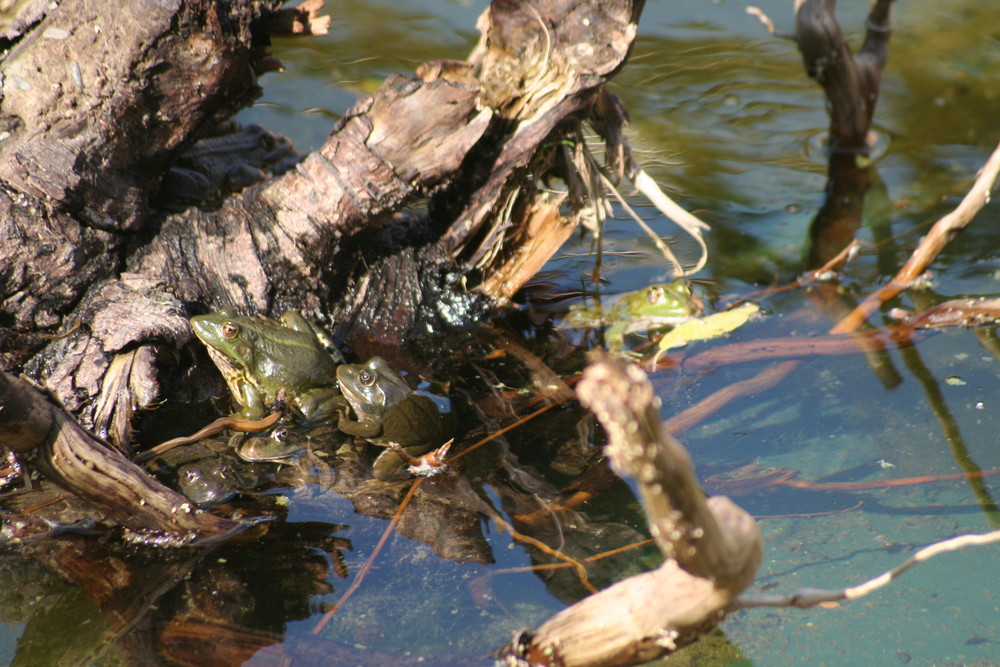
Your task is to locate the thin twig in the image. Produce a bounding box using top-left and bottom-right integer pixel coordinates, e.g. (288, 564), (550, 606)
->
(664, 144), (1000, 435)
(311, 478), (425, 634)
(733, 530), (1000, 610)
(833, 140), (1000, 333)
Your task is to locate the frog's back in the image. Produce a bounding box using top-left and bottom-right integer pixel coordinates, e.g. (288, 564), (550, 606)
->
(379, 393), (453, 449)
(244, 323), (339, 385)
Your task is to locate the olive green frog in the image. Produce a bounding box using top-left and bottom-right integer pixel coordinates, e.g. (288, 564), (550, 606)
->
(336, 357), (453, 480)
(235, 426), (307, 462)
(561, 280), (704, 349)
(191, 308), (343, 422)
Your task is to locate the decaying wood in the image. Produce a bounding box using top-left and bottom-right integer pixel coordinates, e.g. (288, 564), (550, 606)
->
(501, 353), (761, 666)
(749, 0), (892, 150)
(794, 0), (892, 152)
(749, 0), (893, 266)
(0, 0), (648, 539)
(0, 371), (249, 543)
(0, 1), (279, 231)
(3, 0), (645, 430)
(748, 1), (893, 266)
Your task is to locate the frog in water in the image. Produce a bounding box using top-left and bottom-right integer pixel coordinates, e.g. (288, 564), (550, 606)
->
(177, 457), (242, 506)
(560, 280), (704, 350)
(336, 357), (453, 480)
(236, 425), (307, 462)
(191, 308), (344, 423)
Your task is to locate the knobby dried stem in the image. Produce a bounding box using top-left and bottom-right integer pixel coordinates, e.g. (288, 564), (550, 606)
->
(503, 353), (761, 666)
(578, 353), (759, 586)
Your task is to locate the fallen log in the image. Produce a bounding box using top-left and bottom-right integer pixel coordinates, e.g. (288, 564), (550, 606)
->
(0, 0), (646, 544)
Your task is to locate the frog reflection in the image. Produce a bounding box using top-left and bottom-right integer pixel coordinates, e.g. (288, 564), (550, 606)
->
(235, 425), (308, 463)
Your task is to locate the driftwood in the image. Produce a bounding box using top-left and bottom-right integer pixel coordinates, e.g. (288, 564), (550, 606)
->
(4, 0), (643, 425)
(500, 353), (761, 666)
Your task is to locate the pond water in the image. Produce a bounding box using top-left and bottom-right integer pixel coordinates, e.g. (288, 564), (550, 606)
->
(4, 1), (1000, 665)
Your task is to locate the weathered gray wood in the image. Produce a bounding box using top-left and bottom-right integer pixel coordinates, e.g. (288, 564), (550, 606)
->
(503, 353), (761, 666)
(0, 0), (644, 544)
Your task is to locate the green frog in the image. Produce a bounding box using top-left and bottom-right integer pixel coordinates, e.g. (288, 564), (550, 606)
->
(177, 457), (242, 506)
(191, 308), (343, 422)
(560, 280), (704, 349)
(336, 357), (453, 480)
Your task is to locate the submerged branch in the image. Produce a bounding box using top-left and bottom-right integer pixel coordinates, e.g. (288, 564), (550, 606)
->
(833, 140), (1000, 333)
(0, 372), (249, 544)
(663, 139), (1000, 437)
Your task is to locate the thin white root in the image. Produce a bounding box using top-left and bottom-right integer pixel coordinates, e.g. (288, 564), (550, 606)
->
(733, 529), (1000, 610)
(746, 6), (776, 35)
(598, 169), (684, 276)
(630, 166), (710, 275)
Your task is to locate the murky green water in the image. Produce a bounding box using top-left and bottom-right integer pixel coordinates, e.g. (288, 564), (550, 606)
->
(5, 1), (1000, 665)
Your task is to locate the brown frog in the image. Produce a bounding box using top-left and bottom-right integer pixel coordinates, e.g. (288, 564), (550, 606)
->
(336, 357), (453, 480)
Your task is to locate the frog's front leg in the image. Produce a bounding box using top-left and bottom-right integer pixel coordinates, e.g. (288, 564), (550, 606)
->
(296, 389), (347, 424)
(234, 381), (267, 420)
(337, 413), (383, 439)
(604, 321), (627, 351)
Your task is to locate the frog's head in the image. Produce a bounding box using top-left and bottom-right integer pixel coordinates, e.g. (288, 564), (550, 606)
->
(190, 308), (255, 373)
(625, 280), (703, 318)
(336, 357), (410, 419)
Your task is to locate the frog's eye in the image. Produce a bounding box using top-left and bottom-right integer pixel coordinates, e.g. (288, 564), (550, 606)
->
(222, 322), (239, 339)
(646, 286), (664, 304)
(359, 369), (376, 387)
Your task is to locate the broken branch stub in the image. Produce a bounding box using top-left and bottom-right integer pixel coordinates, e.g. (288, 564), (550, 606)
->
(505, 353), (761, 666)
(795, 0), (892, 151)
(577, 352), (761, 587)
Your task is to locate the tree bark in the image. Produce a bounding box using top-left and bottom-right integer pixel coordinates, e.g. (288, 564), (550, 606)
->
(0, 372), (248, 542)
(0, 0), (644, 537)
(2, 0), (642, 432)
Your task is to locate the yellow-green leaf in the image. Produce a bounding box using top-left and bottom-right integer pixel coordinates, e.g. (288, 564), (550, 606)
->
(654, 303), (760, 362)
